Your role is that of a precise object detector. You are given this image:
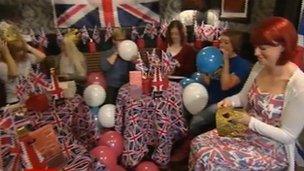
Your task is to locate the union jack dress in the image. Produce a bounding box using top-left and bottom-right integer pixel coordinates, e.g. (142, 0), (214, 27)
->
(189, 80), (288, 171)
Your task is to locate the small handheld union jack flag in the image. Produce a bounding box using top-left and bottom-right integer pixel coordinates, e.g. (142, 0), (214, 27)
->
(144, 23), (158, 39)
(159, 20), (168, 37)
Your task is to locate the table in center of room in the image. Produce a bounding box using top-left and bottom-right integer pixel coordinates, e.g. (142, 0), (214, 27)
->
(115, 81), (188, 167)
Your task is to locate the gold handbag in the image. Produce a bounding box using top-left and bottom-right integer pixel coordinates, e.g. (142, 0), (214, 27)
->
(216, 107), (248, 137)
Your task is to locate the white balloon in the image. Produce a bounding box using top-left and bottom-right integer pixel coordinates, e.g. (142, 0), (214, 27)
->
(98, 104), (116, 128)
(83, 84), (106, 107)
(118, 40), (138, 61)
(182, 83), (208, 115)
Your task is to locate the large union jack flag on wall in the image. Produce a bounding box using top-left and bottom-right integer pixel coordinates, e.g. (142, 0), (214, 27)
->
(52, 0), (160, 28)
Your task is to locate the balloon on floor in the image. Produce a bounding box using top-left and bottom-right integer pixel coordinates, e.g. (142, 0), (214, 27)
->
(83, 84), (106, 107)
(90, 145), (117, 169)
(183, 83), (209, 115)
(98, 131), (123, 157)
(98, 104), (116, 128)
(135, 161), (159, 171)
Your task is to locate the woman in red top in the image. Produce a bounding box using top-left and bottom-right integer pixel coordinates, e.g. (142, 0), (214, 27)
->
(165, 20), (197, 77)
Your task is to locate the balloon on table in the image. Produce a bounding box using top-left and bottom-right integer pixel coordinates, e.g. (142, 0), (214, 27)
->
(135, 161), (159, 171)
(98, 104), (116, 128)
(98, 131), (123, 157)
(183, 83), (208, 115)
(118, 40), (138, 61)
(83, 84), (106, 107)
(196, 46), (223, 74)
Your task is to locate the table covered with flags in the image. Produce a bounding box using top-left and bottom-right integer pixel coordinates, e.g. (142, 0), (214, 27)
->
(0, 95), (105, 171)
(115, 81), (188, 167)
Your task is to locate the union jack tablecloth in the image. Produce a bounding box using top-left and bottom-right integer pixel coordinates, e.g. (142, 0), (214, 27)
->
(115, 82), (188, 167)
(0, 95), (104, 171)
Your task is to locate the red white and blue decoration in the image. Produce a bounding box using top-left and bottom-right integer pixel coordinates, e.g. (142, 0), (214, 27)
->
(52, 0), (160, 28)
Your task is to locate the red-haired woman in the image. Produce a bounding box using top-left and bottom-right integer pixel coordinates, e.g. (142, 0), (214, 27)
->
(165, 20), (197, 78)
(189, 17), (304, 171)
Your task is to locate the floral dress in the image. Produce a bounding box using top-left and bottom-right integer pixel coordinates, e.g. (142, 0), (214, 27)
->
(189, 80), (288, 171)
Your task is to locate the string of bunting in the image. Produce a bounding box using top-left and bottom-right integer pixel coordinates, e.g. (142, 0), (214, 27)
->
(27, 20), (229, 46)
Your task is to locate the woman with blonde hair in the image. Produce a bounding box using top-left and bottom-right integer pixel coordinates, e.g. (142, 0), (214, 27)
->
(0, 21), (46, 104)
(59, 29), (87, 80)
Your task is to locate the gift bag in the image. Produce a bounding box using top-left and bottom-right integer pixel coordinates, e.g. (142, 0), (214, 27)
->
(216, 107), (248, 137)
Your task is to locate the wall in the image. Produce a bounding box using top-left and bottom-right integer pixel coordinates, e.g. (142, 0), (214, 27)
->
(0, 0), (276, 33)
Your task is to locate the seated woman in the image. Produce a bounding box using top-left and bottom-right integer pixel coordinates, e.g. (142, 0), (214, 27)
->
(59, 29), (87, 80)
(171, 30), (252, 162)
(189, 17), (304, 171)
(100, 28), (135, 104)
(0, 22), (46, 104)
(189, 30), (252, 136)
(165, 20), (197, 78)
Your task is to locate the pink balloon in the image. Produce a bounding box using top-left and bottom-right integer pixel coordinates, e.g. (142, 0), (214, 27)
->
(98, 131), (124, 157)
(87, 72), (107, 88)
(135, 161), (159, 171)
(90, 145), (117, 168)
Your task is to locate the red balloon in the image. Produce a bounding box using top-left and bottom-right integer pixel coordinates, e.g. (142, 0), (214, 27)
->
(113, 165), (126, 171)
(87, 72), (107, 88)
(25, 93), (49, 112)
(90, 146), (117, 168)
(98, 131), (124, 157)
(135, 161), (159, 171)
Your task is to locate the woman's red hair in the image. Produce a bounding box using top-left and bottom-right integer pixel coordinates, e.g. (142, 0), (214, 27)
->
(251, 17), (298, 65)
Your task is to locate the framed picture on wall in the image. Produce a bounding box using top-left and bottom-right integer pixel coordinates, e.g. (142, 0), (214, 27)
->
(220, 0), (251, 22)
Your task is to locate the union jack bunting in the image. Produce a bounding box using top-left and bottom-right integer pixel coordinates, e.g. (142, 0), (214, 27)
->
(92, 25), (101, 43)
(56, 28), (64, 45)
(80, 25), (90, 44)
(104, 25), (113, 42)
(52, 0), (160, 28)
(30, 29), (39, 44)
(38, 28), (48, 48)
(131, 26), (139, 40)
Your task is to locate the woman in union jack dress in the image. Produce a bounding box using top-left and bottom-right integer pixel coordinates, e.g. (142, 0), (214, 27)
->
(189, 17), (304, 171)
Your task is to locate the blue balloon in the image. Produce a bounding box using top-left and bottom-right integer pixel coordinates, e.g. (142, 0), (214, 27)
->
(179, 78), (196, 88)
(196, 46), (223, 74)
(191, 72), (203, 83)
